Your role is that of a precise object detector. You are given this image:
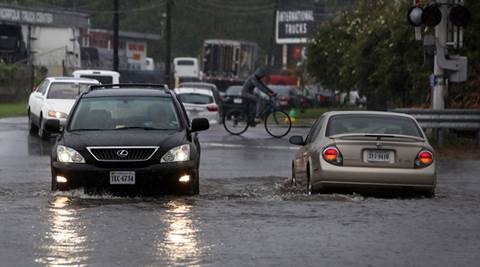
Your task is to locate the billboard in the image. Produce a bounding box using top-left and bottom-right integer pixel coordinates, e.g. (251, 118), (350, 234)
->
(275, 9), (316, 44)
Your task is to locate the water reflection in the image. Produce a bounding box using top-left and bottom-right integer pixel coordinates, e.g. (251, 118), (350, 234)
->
(27, 134), (54, 156)
(156, 200), (202, 266)
(36, 196), (90, 267)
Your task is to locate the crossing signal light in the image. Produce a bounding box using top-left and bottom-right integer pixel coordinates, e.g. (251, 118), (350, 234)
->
(407, 4), (471, 28)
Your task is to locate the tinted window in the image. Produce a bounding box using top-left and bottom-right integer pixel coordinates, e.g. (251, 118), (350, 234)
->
(178, 93), (213, 104)
(226, 86), (242, 95)
(47, 83), (93, 99)
(69, 96), (180, 131)
(177, 60), (195, 66)
(80, 75), (113, 84)
(326, 114), (422, 137)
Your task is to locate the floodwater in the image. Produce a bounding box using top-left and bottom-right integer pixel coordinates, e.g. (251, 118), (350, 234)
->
(1, 117), (480, 266)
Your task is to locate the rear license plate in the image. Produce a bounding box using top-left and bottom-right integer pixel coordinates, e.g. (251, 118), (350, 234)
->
(366, 150), (391, 162)
(233, 98), (243, 104)
(110, 171), (135, 184)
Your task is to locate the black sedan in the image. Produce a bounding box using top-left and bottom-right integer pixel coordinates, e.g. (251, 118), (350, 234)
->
(45, 84), (209, 195)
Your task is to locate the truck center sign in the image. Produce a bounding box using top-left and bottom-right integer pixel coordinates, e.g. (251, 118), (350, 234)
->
(0, 4), (88, 28)
(276, 10), (316, 44)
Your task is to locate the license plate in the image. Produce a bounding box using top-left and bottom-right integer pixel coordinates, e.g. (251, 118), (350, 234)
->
(110, 171), (135, 184)
(233, 98), (243, 104)
(366, 150), (391, 162)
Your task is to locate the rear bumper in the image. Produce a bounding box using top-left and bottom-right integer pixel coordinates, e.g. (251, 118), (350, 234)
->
(51, 160), (197, 191)
(314, 161), (436, 189)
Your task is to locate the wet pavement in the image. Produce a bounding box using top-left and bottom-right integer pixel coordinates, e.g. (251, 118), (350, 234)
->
(1, 117), (480, 266)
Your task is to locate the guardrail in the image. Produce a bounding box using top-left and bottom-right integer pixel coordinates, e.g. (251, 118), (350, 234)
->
(391, 109), (480, 145)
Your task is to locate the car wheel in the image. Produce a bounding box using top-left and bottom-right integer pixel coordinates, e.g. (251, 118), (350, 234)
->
(291, 161), (297, 187)
(421, 188), (435, 198)
(28, 110), (38, 135)
(38, 115), (50, 140)
(306, 163), (313, 195)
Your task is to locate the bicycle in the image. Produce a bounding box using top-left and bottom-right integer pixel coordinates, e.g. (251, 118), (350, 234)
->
(223, 96), (292, 138)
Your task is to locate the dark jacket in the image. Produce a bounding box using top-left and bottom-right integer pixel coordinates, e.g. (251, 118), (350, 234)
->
(241, 74), (275, 96)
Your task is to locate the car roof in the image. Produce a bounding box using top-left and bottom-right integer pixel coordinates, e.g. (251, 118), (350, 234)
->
(175, 87), (213, 96)
(179, 82), (216, 89)
(323, 110), (416, 120)
(46, 77), (100, 83)
(83, 88), (171, 98)
(72, 69), (120, 76)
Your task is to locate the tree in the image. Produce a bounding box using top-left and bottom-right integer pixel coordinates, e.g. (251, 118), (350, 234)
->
(307, 0), (429, 110)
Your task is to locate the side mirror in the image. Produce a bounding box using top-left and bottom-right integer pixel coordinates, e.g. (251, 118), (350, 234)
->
(190, 118), (209, 132)
(289, 135), (305, 146)
(44, 119), (62, 133)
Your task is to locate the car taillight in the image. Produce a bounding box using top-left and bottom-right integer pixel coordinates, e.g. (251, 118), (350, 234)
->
(415, 150), (433, 168)
(207, 104), (218, 112)
(322, 146), (343, 166)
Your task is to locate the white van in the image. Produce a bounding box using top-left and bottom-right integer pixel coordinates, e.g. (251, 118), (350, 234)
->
(72, 70), (120, 84)
(173, 57), (199, 79)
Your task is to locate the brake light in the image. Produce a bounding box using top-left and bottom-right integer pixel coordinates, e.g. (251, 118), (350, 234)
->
(322, 146), (343, 165)
(207, 104), (218, 112)
(415, 150), (433, 168)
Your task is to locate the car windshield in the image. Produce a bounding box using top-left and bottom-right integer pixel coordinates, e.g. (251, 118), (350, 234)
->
(178, 93), (213, 104)
(326, 114), (422, 138)
(80, 75), (113, 84)
(69, 96), (180, 131)
(47, 83), (94, 99)
(226, 86), (242, 95)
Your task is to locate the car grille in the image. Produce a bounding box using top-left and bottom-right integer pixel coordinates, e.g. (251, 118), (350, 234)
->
(87, 146), (159, 162)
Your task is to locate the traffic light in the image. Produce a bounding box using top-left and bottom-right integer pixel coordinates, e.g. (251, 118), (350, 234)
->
(407, 3), (471, 27)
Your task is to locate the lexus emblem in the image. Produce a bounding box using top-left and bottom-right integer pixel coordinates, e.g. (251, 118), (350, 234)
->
(117, 150), (129, 157)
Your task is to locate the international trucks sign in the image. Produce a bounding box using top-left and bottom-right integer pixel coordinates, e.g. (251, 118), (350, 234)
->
(276, 10), (316, 44)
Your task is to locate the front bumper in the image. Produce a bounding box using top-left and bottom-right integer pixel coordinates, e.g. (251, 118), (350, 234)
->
(51, 160), (197, 191)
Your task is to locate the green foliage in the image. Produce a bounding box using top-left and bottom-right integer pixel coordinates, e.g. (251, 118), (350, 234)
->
(307, 0), (430, 109)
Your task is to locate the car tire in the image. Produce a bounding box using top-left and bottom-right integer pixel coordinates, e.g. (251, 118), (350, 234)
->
(28, 110), (38, 135)
(291, 161), (297, 187)
(38, 115), (50, 140)
(421, 188), (435, 198)
(306, 163), (313, 195)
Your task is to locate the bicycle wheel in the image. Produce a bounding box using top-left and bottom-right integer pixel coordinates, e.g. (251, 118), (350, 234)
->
(223, 108), (249, 135)
(264, 110), (291, 138)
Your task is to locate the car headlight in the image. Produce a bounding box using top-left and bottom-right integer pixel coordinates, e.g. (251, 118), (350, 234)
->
(57, 145), (85, 163)
(48, 110), (68, 119)
(161, 144), (190, 163)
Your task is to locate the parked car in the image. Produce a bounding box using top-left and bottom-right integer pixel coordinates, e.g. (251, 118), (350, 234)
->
(47, 84), (209, 195)
(72, 69), (120, 84)
(178, 82), (223, 116)
(289, 111), (436, 197)
(175, 87), (221, 124)
(27, 77), (100, 139)
(221, 85), (271, 117)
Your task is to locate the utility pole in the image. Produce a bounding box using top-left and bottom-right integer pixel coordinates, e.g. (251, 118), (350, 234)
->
(164, 0), (172, 86)
(113, 0), (119, 72)
(432, 0), (448, 110)
(269, 0), (279, 67)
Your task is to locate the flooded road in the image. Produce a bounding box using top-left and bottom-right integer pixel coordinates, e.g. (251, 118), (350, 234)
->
(1, 117), (480, 266)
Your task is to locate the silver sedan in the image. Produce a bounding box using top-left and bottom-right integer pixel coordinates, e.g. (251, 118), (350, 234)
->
(289, 111), (436, 197)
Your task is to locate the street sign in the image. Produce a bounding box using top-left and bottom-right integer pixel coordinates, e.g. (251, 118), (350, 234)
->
(275, 9), (316, 44)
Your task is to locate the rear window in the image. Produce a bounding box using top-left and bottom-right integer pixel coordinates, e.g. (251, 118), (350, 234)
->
(177, 60), (194, 66)
(69, 96), (180, 131)
(47, 83), (93, 99)
(326, 114), (422, 137)
(226, 86), (242, 95)
(178, 93), (213, 104)
(80, 75), (113, 84)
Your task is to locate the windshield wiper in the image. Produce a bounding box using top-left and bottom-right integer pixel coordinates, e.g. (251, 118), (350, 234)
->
(113, 126), (158, 130)
(70, 128), (107, 132)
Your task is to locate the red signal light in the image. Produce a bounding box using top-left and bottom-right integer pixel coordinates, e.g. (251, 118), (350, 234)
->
(207, 104), (218, 112)
(322, 146), (343, 165)
(415, 150), (434, 168)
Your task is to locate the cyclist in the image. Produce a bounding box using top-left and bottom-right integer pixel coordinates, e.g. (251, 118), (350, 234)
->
(241, 67), (277, 126)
